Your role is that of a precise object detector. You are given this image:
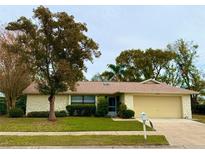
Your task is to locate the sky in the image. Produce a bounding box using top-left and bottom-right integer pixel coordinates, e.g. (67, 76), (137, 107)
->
(0, 5), (205, 80)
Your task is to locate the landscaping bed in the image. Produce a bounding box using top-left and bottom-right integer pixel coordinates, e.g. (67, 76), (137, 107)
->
(0, 135), (168, 146)
(0, 117), (153, 132)
(193, 114), (205, 123)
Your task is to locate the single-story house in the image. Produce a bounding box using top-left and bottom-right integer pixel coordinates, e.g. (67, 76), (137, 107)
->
(23, 79), (198, 119)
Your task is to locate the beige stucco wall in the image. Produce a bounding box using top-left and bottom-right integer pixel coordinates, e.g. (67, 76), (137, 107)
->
(26, 95), (69, 114)
(119, 94), (125, 104)
(181, 95), (192, 119)
(124, 94), (134, 110)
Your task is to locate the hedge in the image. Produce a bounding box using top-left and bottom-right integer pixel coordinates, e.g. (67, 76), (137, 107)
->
(192, 104), (205, 114)
(96, 96), (108, 117)
(0, 97), (6, 115)
(0, 103), (7, 115)
(117, 103), (127, 117)
(121, 109), (135, 119)
(27, 110), (67, 117)
(16, 95), (27, 114)
(66, 104), (96, 116)
(117, 103), (135, 119)
(9, 108), (24, 117)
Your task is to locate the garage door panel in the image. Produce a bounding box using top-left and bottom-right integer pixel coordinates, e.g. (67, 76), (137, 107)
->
(134, 96), (182, 118)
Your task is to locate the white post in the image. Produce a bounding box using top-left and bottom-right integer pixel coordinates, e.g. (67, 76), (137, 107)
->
(143, 120), (147, 140)
(140, 112), (148, 140)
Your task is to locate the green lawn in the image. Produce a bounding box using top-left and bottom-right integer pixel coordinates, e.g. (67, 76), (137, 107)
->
(192, 114), (205, 123)
(0, 135), (168, 146)
(0, 117), (152, 132)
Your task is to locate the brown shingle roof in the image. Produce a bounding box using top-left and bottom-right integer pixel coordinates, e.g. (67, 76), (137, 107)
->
(23, 80), (198, 95)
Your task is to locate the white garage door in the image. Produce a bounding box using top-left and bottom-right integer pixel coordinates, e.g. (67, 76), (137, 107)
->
(133, 96), (182, 118)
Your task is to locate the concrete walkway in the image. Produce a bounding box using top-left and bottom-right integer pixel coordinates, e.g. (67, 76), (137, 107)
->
(0, 145), (175, 149)
(0, 131), (160, 136)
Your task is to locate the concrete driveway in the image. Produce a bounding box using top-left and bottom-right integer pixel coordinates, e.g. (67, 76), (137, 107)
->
(151, 119), (205, 148)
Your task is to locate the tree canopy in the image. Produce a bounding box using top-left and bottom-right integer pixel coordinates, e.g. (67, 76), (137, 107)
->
(101, 64), (126, 81)
(6, 6), (100, 120)
(115, 48), (176, 82)
(0, 31), (31, 111)
(92, 39), (205, 104)
(167, 39), (205, 104)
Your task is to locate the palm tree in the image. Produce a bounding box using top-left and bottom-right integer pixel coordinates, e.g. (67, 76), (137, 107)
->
(91, 73), (108, 81)
(101, 64), (125, 81)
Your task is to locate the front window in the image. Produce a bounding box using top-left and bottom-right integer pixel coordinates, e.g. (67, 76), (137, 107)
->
(71, 96), (83, 104)
(71, 95), (95, 104)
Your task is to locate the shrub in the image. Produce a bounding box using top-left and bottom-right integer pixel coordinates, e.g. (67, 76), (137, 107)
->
(27, 110), (67, 117)
(16, 95), (27, 114)
(117, 103), (135, 119)
(118, 103), (127, 117)
(121, 109), (135, 119)
(192, 104), (205, 114)
(0, 103), (7, 115)
(9, 108), (24, 117)
(56, 110), (67, 117)
(0, 97), (7, 115)
(66, 104), (96, 116)
(96, 96), (108, 117)
(27, 111), (48, 117)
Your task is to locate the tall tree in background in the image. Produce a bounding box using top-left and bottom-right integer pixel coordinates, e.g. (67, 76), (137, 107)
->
(91, 39), (204, 104)
(167, 39), (199, 89)
(116, 49), (144, 81)
(145, 48), (176, 80)
(91, 73), (107, 81)
(167, 39), (204, 104)
(115, 49), (175, 81)
(0, 31), (31, 111)
(101, 64), (125, 81)
(160, 64), (181, 86)
(6, 6), (100, 121)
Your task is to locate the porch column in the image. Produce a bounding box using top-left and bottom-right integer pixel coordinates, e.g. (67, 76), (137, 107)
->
(95, 96), (98, 107)
(68, 95), (71, 105)
(124, 94), (134, 110)
(181, 95), (192, 119)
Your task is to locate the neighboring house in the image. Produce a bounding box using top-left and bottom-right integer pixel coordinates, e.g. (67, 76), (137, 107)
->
(0, 92), (5, 104)
(0, 92), (4, 98)
(23, 79), (198, 119)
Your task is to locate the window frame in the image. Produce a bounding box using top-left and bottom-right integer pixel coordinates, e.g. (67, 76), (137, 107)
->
(71, 95), (96, 105)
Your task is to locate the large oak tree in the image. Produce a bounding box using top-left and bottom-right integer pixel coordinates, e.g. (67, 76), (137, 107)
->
(6, 6), (100, 121)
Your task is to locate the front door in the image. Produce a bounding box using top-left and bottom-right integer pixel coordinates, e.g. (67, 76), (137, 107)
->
(108, 97), (117, 116)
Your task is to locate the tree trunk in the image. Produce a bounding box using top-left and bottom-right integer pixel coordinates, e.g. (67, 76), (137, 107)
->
(48, 95), (56, 121)
(6, 100), (10, 113)
(7, 96), (16, 110)
(11, 99), (16, 109)
(191, 94), (198, 104)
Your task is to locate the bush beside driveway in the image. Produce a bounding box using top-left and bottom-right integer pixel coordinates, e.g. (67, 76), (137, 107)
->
(193, 114), (205, 123)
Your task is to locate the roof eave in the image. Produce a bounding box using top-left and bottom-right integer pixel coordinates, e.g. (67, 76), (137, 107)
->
(23, 91), (199, 95)
(121, 91), (199, 95)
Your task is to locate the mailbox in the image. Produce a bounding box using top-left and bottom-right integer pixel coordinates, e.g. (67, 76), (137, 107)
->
(140, 112), (148, 122)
